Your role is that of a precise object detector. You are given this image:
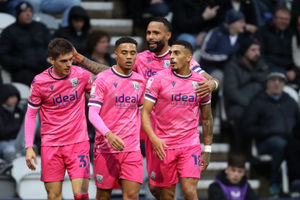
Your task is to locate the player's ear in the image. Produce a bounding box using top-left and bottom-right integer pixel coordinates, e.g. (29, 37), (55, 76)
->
(166, 31), (171, 41)
(49, 57), (55, 65)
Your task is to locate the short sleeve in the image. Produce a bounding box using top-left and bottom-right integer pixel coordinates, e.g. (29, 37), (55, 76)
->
(138, 80), (146, 108)
(83, 70), (93, 93)
(28, 78), (42, 109)
(88, 76), (106, 108)
(144, 76), (161, 103)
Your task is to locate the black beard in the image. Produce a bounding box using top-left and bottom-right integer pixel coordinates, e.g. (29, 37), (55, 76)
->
(147, 40), (165, 53)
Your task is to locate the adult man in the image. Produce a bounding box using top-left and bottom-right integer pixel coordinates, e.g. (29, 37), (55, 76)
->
(88, 37), (145, 200)
(73, 17), (219, 98)
(141, 41), (214, 200)
(242, 71), (300, 195)
(223, 37), (269, 152)
(25, 38), (96, 200)
(0, 1), (50, 86)
(208, 154), (258, 200)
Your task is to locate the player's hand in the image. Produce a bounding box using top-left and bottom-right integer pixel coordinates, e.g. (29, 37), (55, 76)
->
(196, 79), (214, 98)
(72, 47), (84, 63)
(26, 147), (37, 171)
(105, 132), (125, 151)
(151, 136), (168, 160)
(200, 152), (210, 171)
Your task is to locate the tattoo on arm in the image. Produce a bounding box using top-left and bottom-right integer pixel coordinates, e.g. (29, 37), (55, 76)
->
(80, 57), (110, 74)
(201, 104), (213, 146)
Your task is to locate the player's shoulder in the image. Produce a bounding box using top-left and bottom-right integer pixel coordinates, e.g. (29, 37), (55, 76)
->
(94, 67), (113, 81)
(137, 50), (152, 57)
(31, 67), (52, 85)
(156, 68), (170, 77)
(132, 71), (146, 83)
(191, 70), (206, 81)
(71, 65), (90, 75)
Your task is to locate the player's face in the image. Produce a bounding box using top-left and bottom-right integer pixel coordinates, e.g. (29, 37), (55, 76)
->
(114, 43), (137, 71)
(169, 45), (192, 72)
(244, 44), (260, 63)
(146, 21), (171, 53)
(225, 166), (245, 184)
(50, 52), (73, 76)
(266, 77), (285, 96)
(18, 8), (33, 24)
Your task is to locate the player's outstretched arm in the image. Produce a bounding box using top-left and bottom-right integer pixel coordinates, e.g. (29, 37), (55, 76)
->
(196, 71), (219, 98)
(26, 147), (37, 171)
(200, 103), (213, 171)
(141, 99), (168, 160)
(73, 48), (109, 75)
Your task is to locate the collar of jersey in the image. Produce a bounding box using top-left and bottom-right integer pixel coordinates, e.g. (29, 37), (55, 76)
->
(172, 69), (192, 79)
(111, 66), (132, 78)
(154, 48), (170, 59)
(48, 67), (69, 80)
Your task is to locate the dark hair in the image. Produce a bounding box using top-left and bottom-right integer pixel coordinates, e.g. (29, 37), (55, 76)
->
(228, 154), (246, 168)
(172, 40), (194, 54)
(114, 36), (137, 50)
(86, 30), (110, 55)
(48, 38), (74, 59)
(148, 16), (172, 32)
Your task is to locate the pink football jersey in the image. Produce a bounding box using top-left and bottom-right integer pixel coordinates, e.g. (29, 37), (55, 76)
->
(133, 50), (203, 80)
(144, 68), (211, 148)
(88, 67), (146, 153)
(28, 66), (92, 146)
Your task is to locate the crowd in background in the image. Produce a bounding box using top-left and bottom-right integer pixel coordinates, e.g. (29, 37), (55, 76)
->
(0, 0), (300, 198)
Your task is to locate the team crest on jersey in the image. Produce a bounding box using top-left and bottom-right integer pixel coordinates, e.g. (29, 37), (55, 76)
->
(91, 83), (96, 95)
(192, 81), (199, 89)
(146, 77), (154, 89)
(147, 59), (151, 63)
(113, 82), (118, 88)
(50, 85), (54, 91)
(96, 174), (103, 184)
(70, 78), (78, 87)
(132, 81), (139, 91)
(164, 60), (170, 68)
(171, 81), (176, 87)
(151, 171), (156, 180)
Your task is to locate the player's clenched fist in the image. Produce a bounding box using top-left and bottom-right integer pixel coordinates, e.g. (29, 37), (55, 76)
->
(105, 132), (125, 151)
(26, 147), (37, 171)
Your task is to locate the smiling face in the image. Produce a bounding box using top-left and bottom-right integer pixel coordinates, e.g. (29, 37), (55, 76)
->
(50, 52), (73, 77)
(114, 43), (137, 72)
(146, 21), (171, 53)
(273, 9), (291, 31)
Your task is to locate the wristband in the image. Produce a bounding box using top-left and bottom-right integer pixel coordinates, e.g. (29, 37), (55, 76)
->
(204, 145), (212, 152)
(213, 80), (218, 90)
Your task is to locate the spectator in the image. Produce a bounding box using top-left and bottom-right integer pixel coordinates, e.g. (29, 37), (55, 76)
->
(208, 154), (258, 200)
(253, 0), (286, 27)
(171, 0), (226, 49)
(0, 1), (50, 86)
(223, 37), (269, 152)
(291, 0), (300, 26)
(200, 9), (245, 81)
(242, 71), (300, 195)
(227, 0), (259, 34)
(0, 84), (25, 164)
(256, 6), (300, 89)
(54, 5), (90, 56)
(86, 30), (116, 66)
(24, 0), (81, 27)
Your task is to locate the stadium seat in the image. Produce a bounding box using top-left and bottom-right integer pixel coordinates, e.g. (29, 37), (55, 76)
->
(11, 82), (31, 105)
(11, 156), (47, 199)
(33, 12), (59, 34)
(0, 12), (15, 34)
(0, 67), (12, 83)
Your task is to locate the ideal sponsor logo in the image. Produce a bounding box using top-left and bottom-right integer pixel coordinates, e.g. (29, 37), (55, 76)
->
(52, 91), (78, 105)
(115, 93), (138, 109)
(144, 68), (157, 78)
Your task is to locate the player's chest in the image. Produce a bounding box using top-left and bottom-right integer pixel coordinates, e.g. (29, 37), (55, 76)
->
(159, 79), (199, 104)
(42, 78), (84, 106)
(140, 59), (170, 79)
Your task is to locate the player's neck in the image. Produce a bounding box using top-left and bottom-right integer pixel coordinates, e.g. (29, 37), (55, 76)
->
(173, 66), (191, 76)
(52, 67), (67, 78)
(114, 65), (132, 76)
(155, 46), (170, 57)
